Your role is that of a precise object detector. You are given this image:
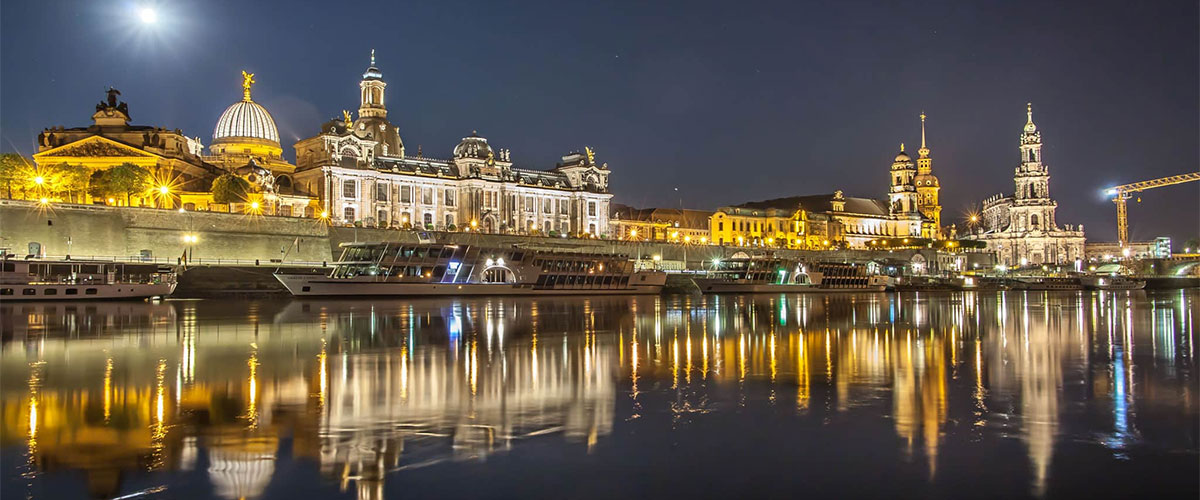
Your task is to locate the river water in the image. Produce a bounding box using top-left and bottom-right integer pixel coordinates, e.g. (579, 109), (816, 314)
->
(1, 290), (1196, 499)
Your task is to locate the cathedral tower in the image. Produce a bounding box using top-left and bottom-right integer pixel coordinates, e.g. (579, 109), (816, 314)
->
(1010, 103), (1057, 231)
(913, 112), (942, 235)
(359, 49), (387, 119)
(889, 144), (918, 216)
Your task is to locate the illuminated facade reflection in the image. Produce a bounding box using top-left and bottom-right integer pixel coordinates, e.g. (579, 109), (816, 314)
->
(1, 291), (1196, 498)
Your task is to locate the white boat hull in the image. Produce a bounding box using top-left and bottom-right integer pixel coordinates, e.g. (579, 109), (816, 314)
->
(275, 274), (665, 296)
(693, 279), (886, 293)
(1, 282), (176, 301)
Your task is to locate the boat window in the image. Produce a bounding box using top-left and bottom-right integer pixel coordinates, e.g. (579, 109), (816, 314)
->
(0, 288), (11, 295)
(1, 263), (13, 272)
(23, 289), (36, 295)
(65, 289), (78, 295)
(44, 289), (58, 295)
(536, 275), (548, 286)
(86, 288), (98, 295)
(511, 252), (524, 262)
(414, 248), (427, 258)
(440, 248), (453, 258)
(586, 276), (596, 285)
(603, 276), (613, 285)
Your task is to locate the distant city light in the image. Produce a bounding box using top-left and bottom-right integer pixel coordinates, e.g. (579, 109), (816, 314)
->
(33, 176), (44, 185)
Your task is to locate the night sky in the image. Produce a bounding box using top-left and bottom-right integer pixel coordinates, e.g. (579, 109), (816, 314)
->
(2, 0), (1196, 242)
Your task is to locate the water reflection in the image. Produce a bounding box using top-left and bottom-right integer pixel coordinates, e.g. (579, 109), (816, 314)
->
(1, 290), (1197, 499)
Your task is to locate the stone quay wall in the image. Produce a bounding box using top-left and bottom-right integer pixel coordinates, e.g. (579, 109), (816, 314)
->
(1, 200), (994, 272)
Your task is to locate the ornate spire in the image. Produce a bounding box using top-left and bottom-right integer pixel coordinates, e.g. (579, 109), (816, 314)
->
(900, 142), (905, 152)
(1023, 102), (1039, 134)
(918, 112), (931, 159)
(241, 71), (255, 102)
(370, 48), (376, 66)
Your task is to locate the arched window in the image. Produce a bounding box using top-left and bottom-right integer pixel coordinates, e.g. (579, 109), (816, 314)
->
(1030, 214), (1040, 229)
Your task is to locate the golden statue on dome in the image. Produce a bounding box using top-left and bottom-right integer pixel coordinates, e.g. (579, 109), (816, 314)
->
(343, 110), (353, 129)
(585, 146), (595, 165)
(241, 71), (255, 101)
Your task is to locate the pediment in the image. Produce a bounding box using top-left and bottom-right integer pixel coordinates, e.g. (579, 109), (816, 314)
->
(36, 135), (161, 160)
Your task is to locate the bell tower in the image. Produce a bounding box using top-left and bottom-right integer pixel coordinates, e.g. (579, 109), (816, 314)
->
(359, 49), (387, 119)
(914, 112), (942, 234)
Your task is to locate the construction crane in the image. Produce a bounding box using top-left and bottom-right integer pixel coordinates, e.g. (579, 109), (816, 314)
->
(1105, 172), (1200, 246)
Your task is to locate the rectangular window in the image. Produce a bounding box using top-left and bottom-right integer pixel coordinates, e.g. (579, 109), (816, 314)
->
(400, 185), (412, 203)
(588, 201), (597, 217)
(65, 288), (78, 295)
(23, 288), (36, 295)
(422, 187), (433, 205)
(376, 183), (389, 202)
(718, 222), (724, 231)
(378, 209), (388, 224)
(344, 206), (356, 221)
(342, 180), (357, 199)
(525, 196), (534, 213)
(445, 214), (454, 227)
(0, 288), (10, 295)
(444, 189), (456, 207)
(543, 198), (551, 214)
(560, 199), (569, 215)
(85, 288), (98, 295)
(44, 288), (57, 295)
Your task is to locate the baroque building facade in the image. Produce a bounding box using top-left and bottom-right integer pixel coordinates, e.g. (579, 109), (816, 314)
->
(32, 88), (217, 205)
(291, 53), (612, 235)
(969, 104), (1085, 266)
(708, 113), (941, 250)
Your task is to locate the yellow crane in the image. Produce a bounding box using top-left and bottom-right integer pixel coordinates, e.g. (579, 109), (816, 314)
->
(1105, 172), (1200, 246)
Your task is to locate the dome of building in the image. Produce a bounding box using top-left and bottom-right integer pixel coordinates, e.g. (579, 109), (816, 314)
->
(213, 100), (279, 145)
(893, 151), (911, 163)
(212, 71), (280, 146)
(453, 131), (493, 159)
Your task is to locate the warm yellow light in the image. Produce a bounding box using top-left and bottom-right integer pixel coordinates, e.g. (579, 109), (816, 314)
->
(630, 229), (638, 238)
(33, 176), (44, 185)
(319, 211), (329, 218)
(250, 201), (260, 209)
(38, 197), (49, 204)
(822, 240), (830, 245)
(700, 237), (707, 244)
(684, 235), (691, 243)
(107, 197), (115, 204)
(670, 231), (679, 239)
(652, 254), (662, 261)
(470, 219), (478, 227)
(970, 215), (979, 222)
(158, 185), (170, 195)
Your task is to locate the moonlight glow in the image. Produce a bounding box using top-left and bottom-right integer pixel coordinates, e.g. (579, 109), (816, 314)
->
(138, 7), (157, 24)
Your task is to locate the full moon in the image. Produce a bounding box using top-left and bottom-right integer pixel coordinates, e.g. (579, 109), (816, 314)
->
(138, 7), (157, 24)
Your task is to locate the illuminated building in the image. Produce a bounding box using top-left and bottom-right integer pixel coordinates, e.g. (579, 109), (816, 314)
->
(609, 206), (713, 242)
(913, 113), (943, 236)
(968, 104), (1085, 266)
(712, 115), (943, 249)
(31, 88), (215, 206)
(292, 52), (612, 235)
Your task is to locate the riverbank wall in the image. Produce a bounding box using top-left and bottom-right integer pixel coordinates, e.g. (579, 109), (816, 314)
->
(1, 199), (993, 271)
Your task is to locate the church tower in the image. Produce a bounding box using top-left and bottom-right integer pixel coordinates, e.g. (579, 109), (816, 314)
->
(1010, 103), (1057, 231)
(913, 112), (942, 236)
(889, 144), (918, 216)
(359, 49), (387, 119)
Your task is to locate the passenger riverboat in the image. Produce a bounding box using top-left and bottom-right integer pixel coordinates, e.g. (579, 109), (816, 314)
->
(692, 258), (888, 293)
(274, 242), (667, 296)
(1011, 276), (1083, 291)
(0, 258), (177, 301)
(1081, 275), (1146, 290)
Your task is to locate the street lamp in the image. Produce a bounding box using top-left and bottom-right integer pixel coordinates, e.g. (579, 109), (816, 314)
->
(181, 233), (199, 262)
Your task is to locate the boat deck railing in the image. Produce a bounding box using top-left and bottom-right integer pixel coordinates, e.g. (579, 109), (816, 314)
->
(5, 255), (330, 268)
